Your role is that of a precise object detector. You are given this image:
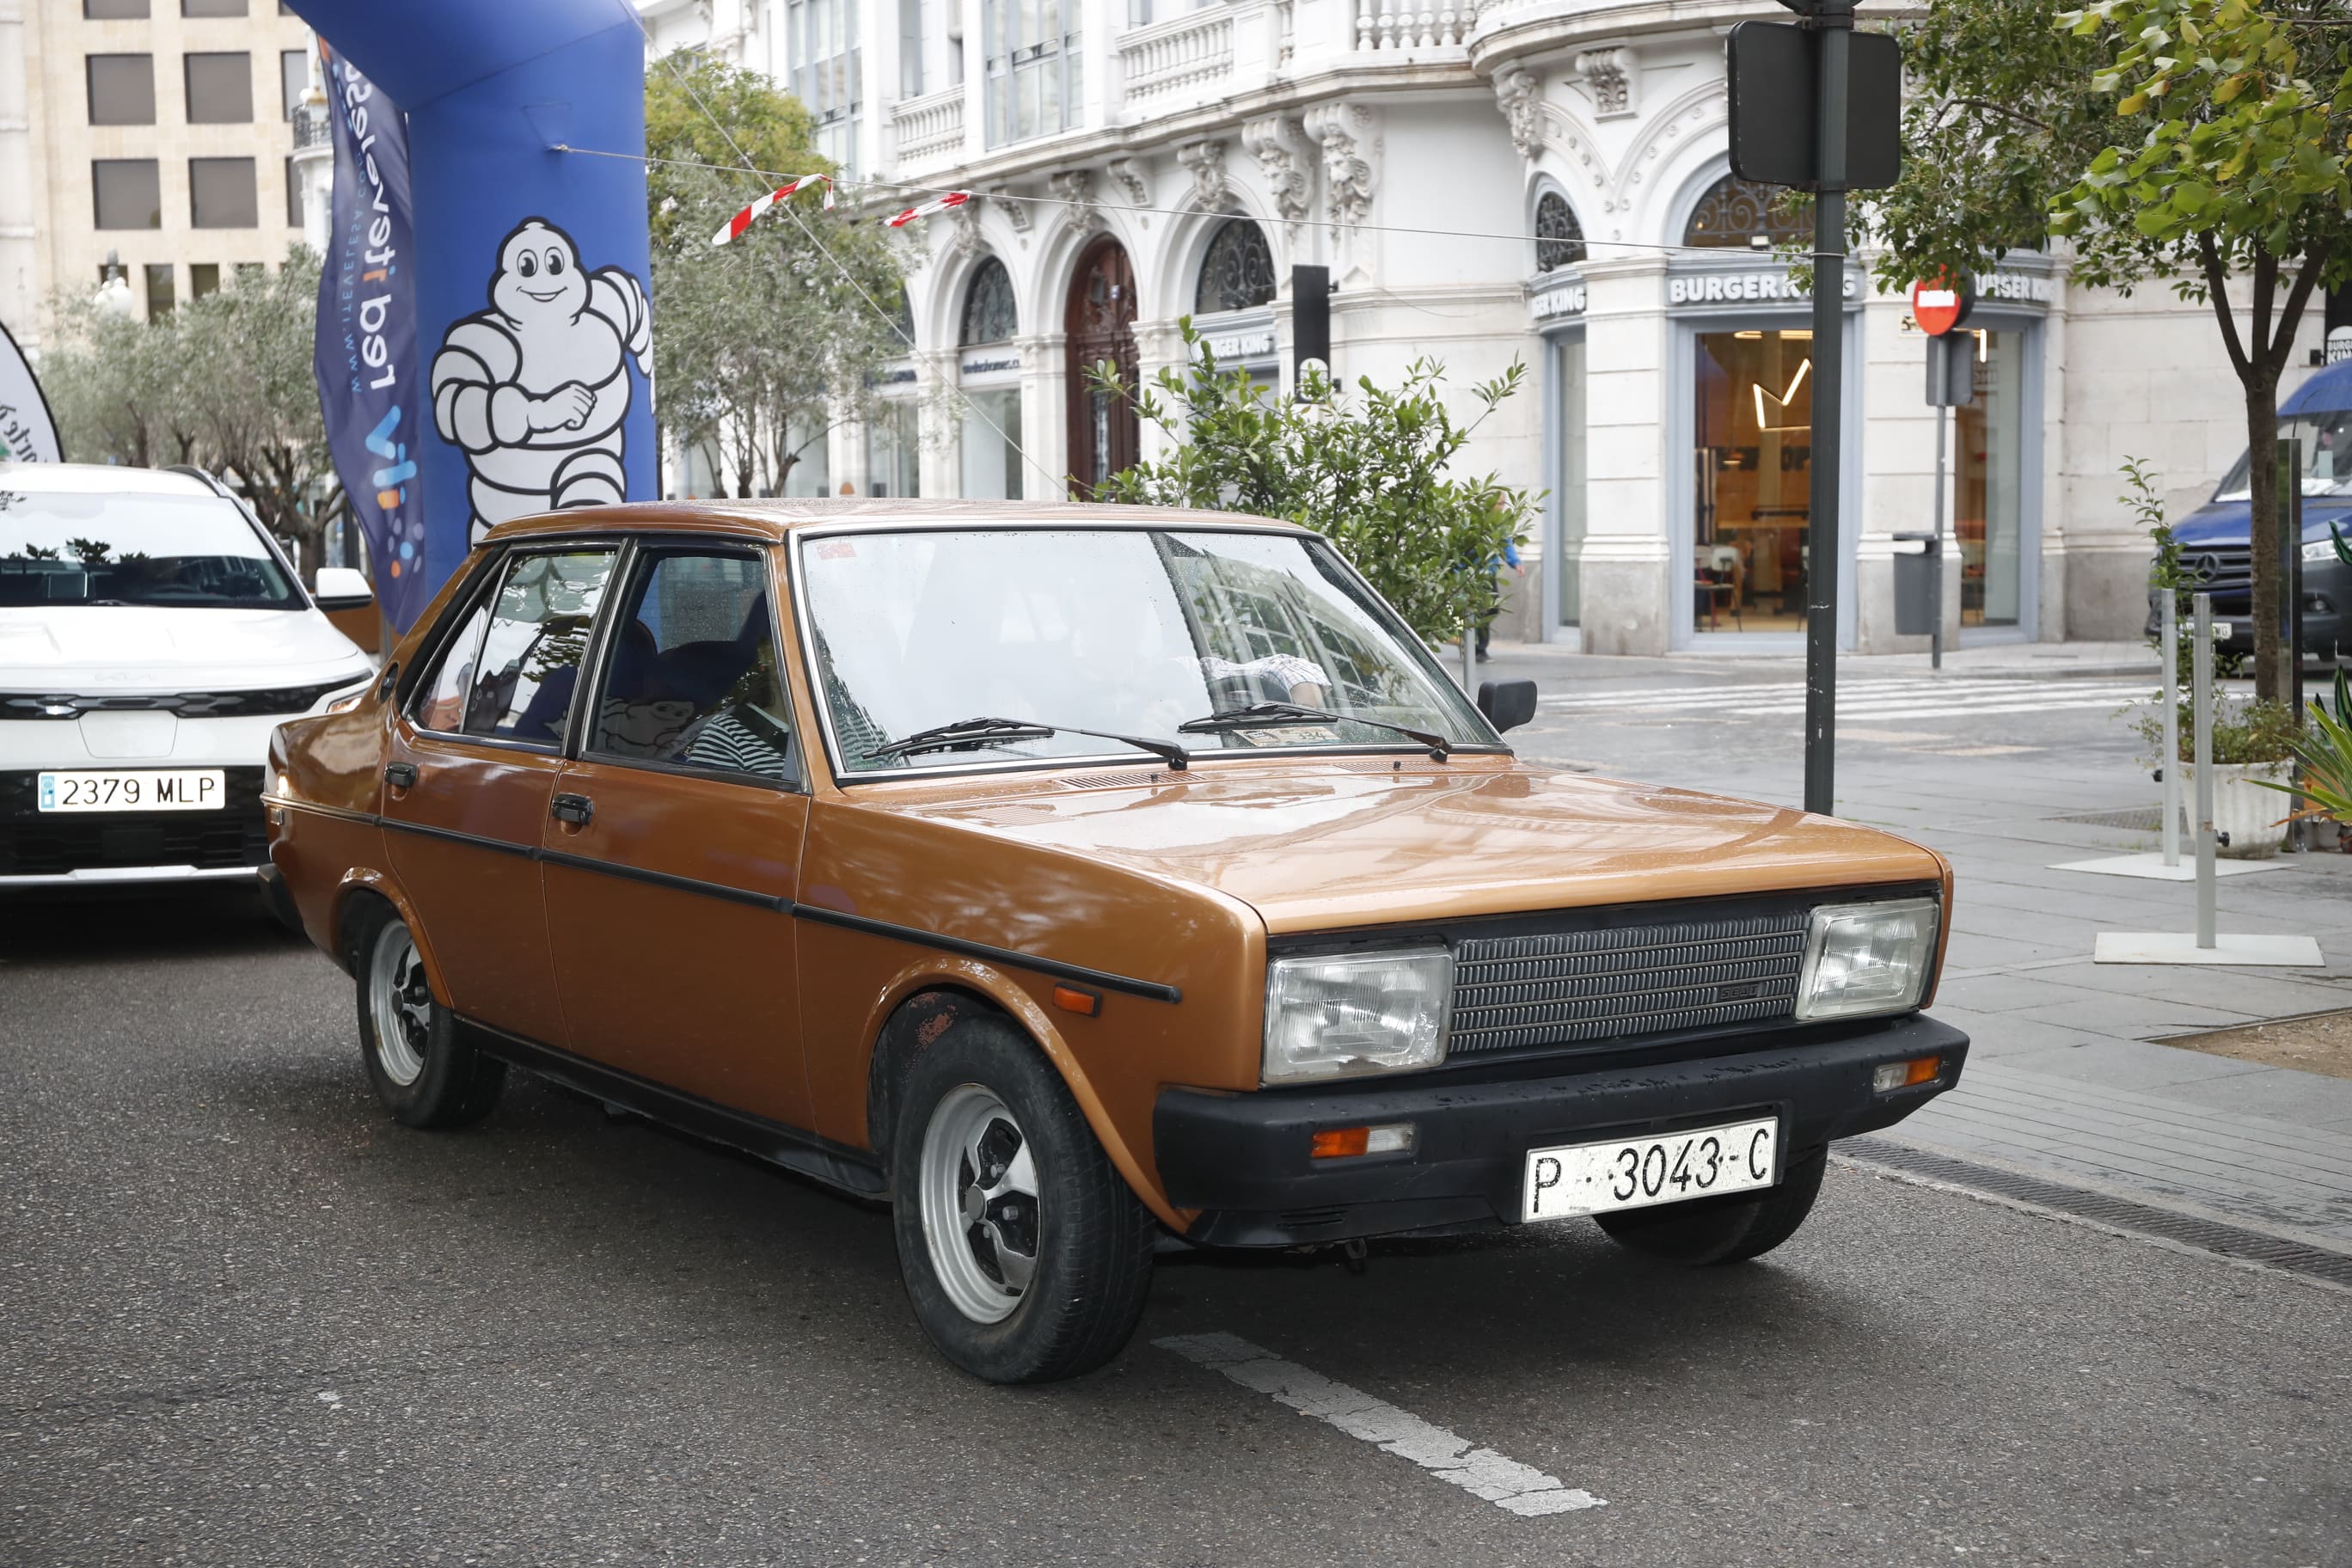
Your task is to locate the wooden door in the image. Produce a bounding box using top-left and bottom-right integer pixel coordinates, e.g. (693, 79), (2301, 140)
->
(1064, 237), (1139, 498)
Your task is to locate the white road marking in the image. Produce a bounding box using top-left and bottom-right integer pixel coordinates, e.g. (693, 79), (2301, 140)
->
(1156, 1332), (1606, 1517)
(1537, 678), (2149, 722)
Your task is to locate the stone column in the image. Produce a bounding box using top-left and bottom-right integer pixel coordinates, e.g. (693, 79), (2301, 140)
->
(1577, 253), (1672, 655)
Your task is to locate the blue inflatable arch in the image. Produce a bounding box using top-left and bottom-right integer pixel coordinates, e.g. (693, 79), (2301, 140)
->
(290, 0), (652, 603)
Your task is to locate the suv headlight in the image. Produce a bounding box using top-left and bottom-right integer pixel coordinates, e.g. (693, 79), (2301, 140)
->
(1263, 946), (1453, 1084)
(2302, 538), (2339, 563)
(1796, 898), (1939, 1020)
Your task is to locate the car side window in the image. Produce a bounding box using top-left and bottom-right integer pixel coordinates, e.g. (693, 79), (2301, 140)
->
(409, 594), (493, 733)
(588, 549), (799, 787)
(458, 549), (617, 746)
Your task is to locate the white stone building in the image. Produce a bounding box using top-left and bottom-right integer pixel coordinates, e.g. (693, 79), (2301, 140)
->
(642, 0), (2330, 653)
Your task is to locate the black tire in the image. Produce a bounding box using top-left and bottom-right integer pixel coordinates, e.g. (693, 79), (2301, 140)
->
(1593, 1143), (1828, 1265)
(889, 1016), (1156, 1384)
(350, 902), (505, 1130)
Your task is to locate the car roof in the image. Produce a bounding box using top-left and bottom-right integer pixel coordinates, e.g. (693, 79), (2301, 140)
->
(481, 497), (1314, 544)
(0, 461), (220, 497)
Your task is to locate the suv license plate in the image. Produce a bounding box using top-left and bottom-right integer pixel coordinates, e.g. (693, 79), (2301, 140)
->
(1522, 1115), (1780, 1222)
(37, 769), (224, 813)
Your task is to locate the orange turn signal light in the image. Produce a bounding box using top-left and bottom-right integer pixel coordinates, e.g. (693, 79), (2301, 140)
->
(1872, 1055), (1942, 1093)
(1309, 1123), (1415, 1160)
(1051, 984), (1100, 1017)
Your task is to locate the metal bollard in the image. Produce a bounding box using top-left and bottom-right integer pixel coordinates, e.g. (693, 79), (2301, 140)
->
(2161, 594), (2180, 868)
(2191, 592), (2216, 949)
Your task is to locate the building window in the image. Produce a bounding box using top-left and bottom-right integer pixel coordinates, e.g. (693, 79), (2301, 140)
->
(144, 263), (174, 317)
(869, 400), (921, 499)
(1535, 192), (1585, 273)
(185, 52), (253, 123)
(284, 156), (301, 227)
(959, 257), (1017, 345)
(190, 262), (220, 298)
(887, 285), (916, 350)
(279, 49), (307, 119)
(1195, 219), (1275, 315)
(86, 53), (155, 125)
(92, 160), (161, 229)
(181, 0), (246, 15)
(1682, 174), (1808, 250)
(190, 156), (259, 228)
(84, 0), (148, 16)
(983, 0), (1080, 147)
(898, 0), (924, 97)
(960, 390), (1022, 500)
(786, 0), (861, 175)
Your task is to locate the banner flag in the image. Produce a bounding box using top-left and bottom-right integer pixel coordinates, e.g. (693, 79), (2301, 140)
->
(313, 45), (427, 631)
(0, 317), (60, 463)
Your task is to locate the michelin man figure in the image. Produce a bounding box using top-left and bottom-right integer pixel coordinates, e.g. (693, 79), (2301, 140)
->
(431, 218), (652, 542)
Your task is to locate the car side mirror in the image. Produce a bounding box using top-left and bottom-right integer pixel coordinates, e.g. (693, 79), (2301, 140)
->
(1477, 678), (1538, 733)
(315, 567), (375, 611)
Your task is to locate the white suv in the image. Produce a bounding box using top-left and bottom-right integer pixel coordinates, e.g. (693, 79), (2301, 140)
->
(0, 462), (376, 888)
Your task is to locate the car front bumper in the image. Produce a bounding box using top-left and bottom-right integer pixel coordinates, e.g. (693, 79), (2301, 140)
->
(0, 766), (270, 885)
(1154, 1014), (1969, 1246)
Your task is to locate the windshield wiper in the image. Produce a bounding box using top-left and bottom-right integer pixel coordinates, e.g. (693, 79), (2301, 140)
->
(864, 714), (1190, 770)
(1178, 701), (1453, 761)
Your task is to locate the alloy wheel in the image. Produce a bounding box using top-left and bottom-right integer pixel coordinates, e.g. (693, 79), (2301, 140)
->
(918, 1083), (1041, 1324)
(368, 922), (433, 1087)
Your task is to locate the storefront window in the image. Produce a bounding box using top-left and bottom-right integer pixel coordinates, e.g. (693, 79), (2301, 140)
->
(960, 389), (1023, 500)
(1694, 328), (1814, 633)
(869, 399), (921, 499)
(1957, 328), (2024, 628)
(1556, 334), (1586, 626)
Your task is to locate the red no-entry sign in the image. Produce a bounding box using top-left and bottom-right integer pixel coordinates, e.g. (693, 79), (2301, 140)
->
(1910, 277), (1972, 336)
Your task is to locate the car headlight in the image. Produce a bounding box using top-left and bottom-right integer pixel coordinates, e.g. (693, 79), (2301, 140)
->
(1263, 946), (1453, 1084)
(323, 677), (371, 714)
(1795, 898), (1939, 1020)
(2302, 538), (2339, 563)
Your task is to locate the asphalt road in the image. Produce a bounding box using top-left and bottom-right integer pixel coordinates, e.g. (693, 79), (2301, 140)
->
(4, 881), (2349, 1568)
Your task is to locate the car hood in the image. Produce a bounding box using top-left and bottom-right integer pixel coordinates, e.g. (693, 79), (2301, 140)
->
(0, 605), (371, 691)
(873, 762), (1944, 934)
(2173, 496), (2352, 547)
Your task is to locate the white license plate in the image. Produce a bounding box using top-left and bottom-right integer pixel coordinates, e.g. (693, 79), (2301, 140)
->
(1522, 1115), (1781, 1222)
(37, 769), (225, 813)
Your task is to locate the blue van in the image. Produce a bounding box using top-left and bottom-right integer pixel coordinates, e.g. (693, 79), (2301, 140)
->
(2154, 358), (2352, 658)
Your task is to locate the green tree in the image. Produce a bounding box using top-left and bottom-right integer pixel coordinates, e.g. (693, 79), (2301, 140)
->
(646, 50), (905, 497)
(44, 248), (345, 581)
(1859, 0), (2352, 704)
(1093, 322), (1534, 646)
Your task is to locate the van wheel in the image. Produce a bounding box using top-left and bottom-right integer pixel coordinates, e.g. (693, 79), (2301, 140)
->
(353, 904), (505, 1130)
(1594, 1144), (1827, 1265)
(890, 1017), (1156, 1383)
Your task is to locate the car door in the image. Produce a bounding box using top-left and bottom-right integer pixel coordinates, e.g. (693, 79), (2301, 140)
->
(382, 543), (619, 1044)
(538, 541), (813, 1130)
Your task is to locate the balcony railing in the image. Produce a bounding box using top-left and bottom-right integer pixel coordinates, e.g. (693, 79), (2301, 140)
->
(1118, 6), (1237, 107)
(1352, 0), (1492, 51)
(290, 103), (331, 150)
(891, 85), (966, 175)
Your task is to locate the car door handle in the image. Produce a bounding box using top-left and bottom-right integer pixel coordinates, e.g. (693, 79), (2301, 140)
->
(383, 762), (418, 788)
(550, 793), (594, 826)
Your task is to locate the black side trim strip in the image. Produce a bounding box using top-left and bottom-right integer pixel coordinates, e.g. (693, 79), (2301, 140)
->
(462, 1020), (889, 1197)
(360, 808), (1184, 1001)
(793, 903), (1183, 1003)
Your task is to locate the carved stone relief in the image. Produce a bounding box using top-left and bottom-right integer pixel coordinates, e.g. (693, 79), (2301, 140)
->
(1106, 158), (1150, 207)
(1176, 139), (1229, 212)
(1578, 47), (1637, 119)
(1240, 115), (1314, 226)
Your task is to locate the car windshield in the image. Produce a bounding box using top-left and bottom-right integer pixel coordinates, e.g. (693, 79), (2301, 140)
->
(2213, 410), (2352, 502)
(0, 488), (300, 609)
(799, 526), (1494, 774)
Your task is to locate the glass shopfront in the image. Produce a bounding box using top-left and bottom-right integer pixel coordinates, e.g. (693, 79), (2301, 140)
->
(1693, 328), (1814, 634)
(1954, 327), (2025, 628)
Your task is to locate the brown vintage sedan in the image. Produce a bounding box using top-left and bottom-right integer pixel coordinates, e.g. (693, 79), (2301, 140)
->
(263, 499), (1968, 1383)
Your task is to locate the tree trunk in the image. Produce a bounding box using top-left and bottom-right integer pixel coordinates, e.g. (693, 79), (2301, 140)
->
(2244, 370), (2284, 703)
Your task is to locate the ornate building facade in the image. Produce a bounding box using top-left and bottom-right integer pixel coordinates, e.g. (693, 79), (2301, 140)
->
(642, 0), (2325, 653)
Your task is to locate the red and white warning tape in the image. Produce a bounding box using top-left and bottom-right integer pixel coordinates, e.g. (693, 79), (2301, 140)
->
(884, 191), (972, 228)
(710, 175), (834, 247)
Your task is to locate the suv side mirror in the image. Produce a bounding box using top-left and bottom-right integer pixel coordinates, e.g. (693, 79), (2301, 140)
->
(1476, 678), (1538, 733)
(315, 567), (375, 611)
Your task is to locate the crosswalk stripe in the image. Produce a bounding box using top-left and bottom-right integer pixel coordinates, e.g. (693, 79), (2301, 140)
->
(1537, 679), (2147, 709)
(1540, 683), (2150, 715)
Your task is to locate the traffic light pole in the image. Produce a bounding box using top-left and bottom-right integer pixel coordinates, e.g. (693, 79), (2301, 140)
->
(1803, 3), (1853, 818)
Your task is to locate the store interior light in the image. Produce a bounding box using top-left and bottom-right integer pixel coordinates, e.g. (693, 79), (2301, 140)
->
(1753, 358), (1813, 431)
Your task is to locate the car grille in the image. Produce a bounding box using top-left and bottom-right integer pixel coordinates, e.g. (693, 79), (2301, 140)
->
(0, 679), (357, 721)
(0, 768), (267, 875)
(2180, 545), (2251, 613)
(1447, 909), (1810, 1056)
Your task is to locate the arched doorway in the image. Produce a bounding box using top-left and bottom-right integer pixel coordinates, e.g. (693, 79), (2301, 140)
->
(1065, 236), (1139, 498)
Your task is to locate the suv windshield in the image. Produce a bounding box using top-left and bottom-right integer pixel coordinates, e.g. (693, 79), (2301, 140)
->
(799, 527), (1494, 774)
(0, 488), (300, 609)
(2214, 410), (2352, 502)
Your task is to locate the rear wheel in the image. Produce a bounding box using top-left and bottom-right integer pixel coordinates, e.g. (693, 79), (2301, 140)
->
(352, 904), (505, 1130)
(890, 1018), (1156, 1383)
(1594, 1144), (1827, 1265)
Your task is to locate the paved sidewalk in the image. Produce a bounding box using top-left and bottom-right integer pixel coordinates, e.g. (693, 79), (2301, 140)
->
(1485, 640), (2352, 1253)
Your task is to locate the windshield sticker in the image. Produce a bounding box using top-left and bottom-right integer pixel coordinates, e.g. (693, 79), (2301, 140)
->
(813, 540), (858, 560)
(1235, 726), (1340, 746)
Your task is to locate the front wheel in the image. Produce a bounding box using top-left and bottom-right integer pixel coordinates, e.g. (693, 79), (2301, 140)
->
(352, 903), (505, 1130)
(890, 1018), (1156, 1383)
(1594, 1144), (1827, 1265)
